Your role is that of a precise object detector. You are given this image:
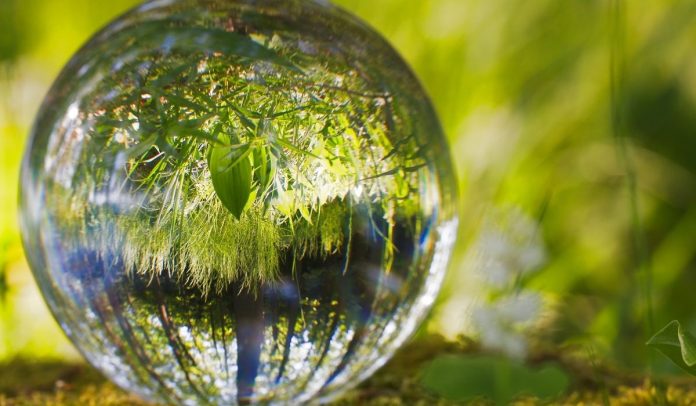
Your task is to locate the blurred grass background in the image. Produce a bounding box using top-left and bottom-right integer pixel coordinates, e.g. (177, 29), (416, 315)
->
(1, 0), (696, 387)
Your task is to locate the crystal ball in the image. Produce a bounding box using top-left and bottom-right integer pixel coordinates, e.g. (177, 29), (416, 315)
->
(19, 0), (458, 404)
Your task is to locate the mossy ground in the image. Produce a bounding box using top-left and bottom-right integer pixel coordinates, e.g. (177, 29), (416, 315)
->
(2, 335), (696, 405)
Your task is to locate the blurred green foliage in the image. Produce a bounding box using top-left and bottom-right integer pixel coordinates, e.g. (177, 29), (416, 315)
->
(1, 0), (696, 398)
(421, 354), (569, 404)
(0, 0), (35, 65)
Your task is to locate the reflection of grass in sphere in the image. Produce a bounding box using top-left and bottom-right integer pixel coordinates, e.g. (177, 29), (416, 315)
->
(20, 0), (457, 404)
(48, 18), (436, 294)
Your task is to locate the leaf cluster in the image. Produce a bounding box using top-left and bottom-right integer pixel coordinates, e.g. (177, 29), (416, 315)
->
(50, 25), (427, 292)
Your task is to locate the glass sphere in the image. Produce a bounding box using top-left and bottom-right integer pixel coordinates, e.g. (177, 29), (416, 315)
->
(19, 0), (458, 404)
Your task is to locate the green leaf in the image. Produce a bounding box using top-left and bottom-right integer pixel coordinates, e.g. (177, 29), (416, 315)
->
(230, 105), (257, 131)
(221, 143), (252, 172)
(275, 138), (322, 160)
(252, 145), (275, 196)
(647, 320), (696, 374)
(126, 133), (158, 159)
(169, 125), (220, 144)
(163, 92), (209, 113)
(153, 135), (180, 160)
(421, 355), (569, 405)
(208, 137), (253, 219)
(151, 61), (197, 88)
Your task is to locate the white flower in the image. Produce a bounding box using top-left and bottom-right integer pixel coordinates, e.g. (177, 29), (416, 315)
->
(497, 293), (542, 324)
(467, 207), (547, 288)
(472, 292), (542, 359)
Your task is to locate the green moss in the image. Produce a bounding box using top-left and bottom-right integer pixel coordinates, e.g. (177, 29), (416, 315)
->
(5, 336), (696, 405)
